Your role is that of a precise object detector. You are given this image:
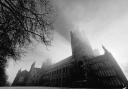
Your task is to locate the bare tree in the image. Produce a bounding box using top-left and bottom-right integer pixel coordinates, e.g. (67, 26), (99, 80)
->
(0, 0), (55, 86)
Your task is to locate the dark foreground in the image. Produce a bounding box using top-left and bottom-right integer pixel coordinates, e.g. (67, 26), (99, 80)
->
(0, 87), (125, 89)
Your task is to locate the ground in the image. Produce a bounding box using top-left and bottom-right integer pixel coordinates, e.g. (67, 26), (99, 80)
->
(0, 87), (124, 89)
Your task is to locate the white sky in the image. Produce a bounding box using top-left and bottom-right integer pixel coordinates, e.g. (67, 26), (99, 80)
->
(6, 0), (128, 83)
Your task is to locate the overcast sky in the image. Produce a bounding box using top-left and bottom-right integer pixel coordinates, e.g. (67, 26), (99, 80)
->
(6, 0), (128, 83)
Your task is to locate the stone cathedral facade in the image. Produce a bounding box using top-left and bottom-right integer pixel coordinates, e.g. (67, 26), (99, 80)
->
(12, 31), (127, 88)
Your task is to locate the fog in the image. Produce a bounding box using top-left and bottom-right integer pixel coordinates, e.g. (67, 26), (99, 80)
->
(6, 0), (128, 83)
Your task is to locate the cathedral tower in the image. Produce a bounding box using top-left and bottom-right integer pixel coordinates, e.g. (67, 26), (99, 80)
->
(70, 30), (94, 61)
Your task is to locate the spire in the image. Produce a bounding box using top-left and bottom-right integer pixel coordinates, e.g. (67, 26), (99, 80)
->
(17, 68), (22, 75)
(102, 45), (109, 54)
(31, 61), (36, 69)
(70, 30), (94, 60)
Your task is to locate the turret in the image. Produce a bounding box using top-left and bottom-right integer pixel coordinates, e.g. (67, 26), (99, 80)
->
(16, 68), (22, 75)
(30, 61), (36, 70)
(102, 45), (109, 54)
(102, 45), (128, 86)
(70, 30), (94, 60)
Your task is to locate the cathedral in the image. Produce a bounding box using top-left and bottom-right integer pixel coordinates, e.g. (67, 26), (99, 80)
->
(12, 31), (128, 88)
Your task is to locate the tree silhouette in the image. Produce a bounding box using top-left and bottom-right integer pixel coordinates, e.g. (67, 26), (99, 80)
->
(0, 0), (55, 86)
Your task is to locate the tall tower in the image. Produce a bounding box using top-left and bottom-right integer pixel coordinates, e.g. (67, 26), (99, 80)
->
(70, 30), (94, 61)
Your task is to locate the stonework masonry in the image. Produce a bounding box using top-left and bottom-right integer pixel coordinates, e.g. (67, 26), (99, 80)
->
(12, 31), (128, 88)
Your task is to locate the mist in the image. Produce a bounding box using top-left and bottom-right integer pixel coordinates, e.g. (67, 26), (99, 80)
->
(6, 0), (128, 83)
(53, 0), (128, 79)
